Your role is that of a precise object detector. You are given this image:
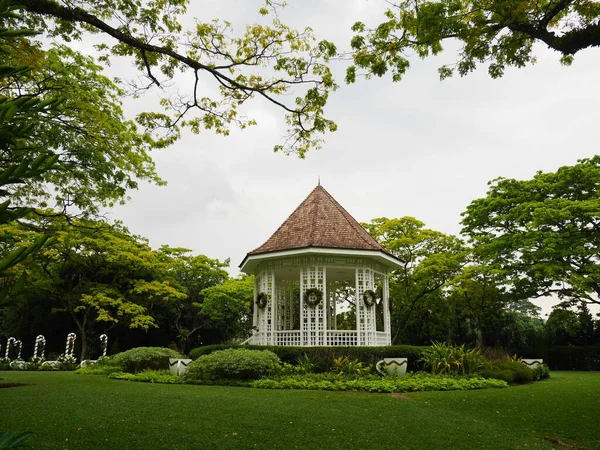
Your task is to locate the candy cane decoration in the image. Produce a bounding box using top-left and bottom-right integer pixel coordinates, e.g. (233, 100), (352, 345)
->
(33, 335), (46, 359)
(65, 332), (76, 358)
(100, 334), (108, 357)
(5, 337), (15, 359)
(14, 340), (22, 359)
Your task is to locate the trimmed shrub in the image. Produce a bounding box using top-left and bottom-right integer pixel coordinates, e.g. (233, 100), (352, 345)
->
(545, 346), (600, 371)
(188, 345), (426, 372)
(186, 348), (280, 381)
(110, 347), (183, 373)
(480, 360), (534, 384)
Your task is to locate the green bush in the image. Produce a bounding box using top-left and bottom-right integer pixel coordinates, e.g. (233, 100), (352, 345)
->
(186, 348), (280, 381)
(110, 347), (183, 373)
(188, 345), (426, 372)
(545, 346), (600, 370)
(480, 360), (534, 384)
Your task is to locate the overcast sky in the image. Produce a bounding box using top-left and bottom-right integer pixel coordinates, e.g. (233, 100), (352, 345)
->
(98, 1), (599, 315)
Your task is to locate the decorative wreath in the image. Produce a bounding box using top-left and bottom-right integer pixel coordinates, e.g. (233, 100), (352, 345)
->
(362, 289), (376, 307)
(303, 288), (323, 308)
(256, 292), (268, 309)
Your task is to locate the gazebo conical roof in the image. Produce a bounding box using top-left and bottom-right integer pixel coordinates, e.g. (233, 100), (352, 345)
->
(239, 185), (402, 272)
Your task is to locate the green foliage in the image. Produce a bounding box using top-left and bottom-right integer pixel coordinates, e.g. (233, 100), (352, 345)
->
(532, 365), (550, 381)
(252, 372), (508, 393)
(186, 348), (280, 381)
(155, 246), (230, 352)
(74, 360), (122, 376)
(199, 275), (253, 344)
(1, 42), (164, 215)
(346, 0), (600, 82)
(363, 217), (466, 344)
(461, 157), (600, 310)
(188, 345), (427, 372)
(109, 370), (185, 384)
(3, 216), (188, 360)
(331, 356), (366, 376)
(110, 347), (183, 374)
(0, 431), (32, 449)
(479, 360), (534, 384)
(18, 0), (338, 156)
(56, 354), (78, 371)
(420, 342), (483, 375)
(295, 353), (317, 374)
(546, 346), (600, 371)
(0, 2), (59, 303)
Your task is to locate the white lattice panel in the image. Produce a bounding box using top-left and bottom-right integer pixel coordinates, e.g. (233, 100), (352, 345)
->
(356, 268), (376, 345)
(383, 275), (391, 344)
(256, 271), (275, 343)
(301, 266), (325, 346)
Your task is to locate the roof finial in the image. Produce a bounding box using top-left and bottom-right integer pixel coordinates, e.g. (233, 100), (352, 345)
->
(318, 176), (320, 186)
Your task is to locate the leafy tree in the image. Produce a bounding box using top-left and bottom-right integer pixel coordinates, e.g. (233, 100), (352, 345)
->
(461, 156), (600, 309)
(200, 275), (254, 344)
(363, 216), (466, 344)
(447, 264), (541, 348)
(346, 0), (600, 82)
(2, 40), (164, 214)
(0, 1), (62, 305)
(9, 217), (186, 359)
(546, 303), (599, 345)
(18, 0), (338, 156)
(156, 246), (228, 351)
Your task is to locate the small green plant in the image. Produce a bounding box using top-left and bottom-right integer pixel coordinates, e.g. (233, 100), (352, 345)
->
(420, 342), (482, 375)
(0, 432), (33, 449)
(187, 348), (281, 381)
(295, 353), (317, 374)
(332, 356), (365, 376)
(56, 354), (78, 371)
(532, 364), (550, 381)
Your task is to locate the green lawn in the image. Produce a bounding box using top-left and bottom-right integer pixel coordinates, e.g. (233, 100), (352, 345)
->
(0, 371), (598, 450)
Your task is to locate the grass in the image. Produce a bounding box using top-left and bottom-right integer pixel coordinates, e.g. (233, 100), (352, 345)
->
(0, 371), (598, 449)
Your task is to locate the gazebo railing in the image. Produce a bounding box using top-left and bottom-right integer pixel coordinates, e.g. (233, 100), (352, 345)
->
(245, 330), (389, 347)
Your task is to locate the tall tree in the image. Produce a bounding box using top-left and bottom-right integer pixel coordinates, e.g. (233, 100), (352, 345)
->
(156, 246), (228, 351)
(363, 216), (466, 343)
(17, 0), (338, 156)
(346, 0), (600, 82)
(461, 156), (600, 309)
(447, 264), (541, 347)
(200, 275), (254, 344)
(0, 1), (62, 306)
(10, 217), (186, 359)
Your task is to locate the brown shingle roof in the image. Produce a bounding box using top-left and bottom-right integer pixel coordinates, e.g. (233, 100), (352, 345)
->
(248, 185), (389, 255)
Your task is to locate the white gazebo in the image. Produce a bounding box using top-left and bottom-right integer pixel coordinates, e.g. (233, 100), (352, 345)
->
(239, 185), (403, 346)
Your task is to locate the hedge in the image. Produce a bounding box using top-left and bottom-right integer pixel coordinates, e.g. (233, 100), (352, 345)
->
(545, 346), (600, 371)
(189, 345), (427, 372)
